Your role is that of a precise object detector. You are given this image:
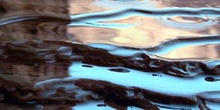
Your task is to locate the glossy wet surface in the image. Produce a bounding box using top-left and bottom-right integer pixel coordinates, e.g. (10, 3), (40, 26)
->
(1, 0), (220, 110)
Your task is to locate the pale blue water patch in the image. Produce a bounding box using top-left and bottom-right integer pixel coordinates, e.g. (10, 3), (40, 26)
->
(68, 62), (220, 96)
(109, 47), (142, 56)
(89, 43), (148, 57)
(89, 43), (118, 50)
(198, 91), (220, 109)
(87, 35), (220, 59)
(205, 60), (220, 68)
(199, 91), (220, 102)
(153, 102), (197, 110)
(205, 102), (220, 110)
(72, 100), (113, 110)
(83, 21), (140, 28)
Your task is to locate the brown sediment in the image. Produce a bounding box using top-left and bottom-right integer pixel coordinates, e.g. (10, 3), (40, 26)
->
(0, 40), (218, 77)
(0, 40), (219, 109)
(0, 76), (82, 104)
(75, 79), (160, 110)
(0, 73), (208, 109)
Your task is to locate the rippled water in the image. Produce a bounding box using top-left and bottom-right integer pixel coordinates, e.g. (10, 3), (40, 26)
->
(69, 1), (220, 60)
(1, 0), (220, 110)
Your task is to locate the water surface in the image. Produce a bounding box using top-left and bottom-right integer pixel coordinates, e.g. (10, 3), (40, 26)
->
(1, 0), (220, 110)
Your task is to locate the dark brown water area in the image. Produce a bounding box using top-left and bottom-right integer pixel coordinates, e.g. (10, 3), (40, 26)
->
(1, 0), (220, 110)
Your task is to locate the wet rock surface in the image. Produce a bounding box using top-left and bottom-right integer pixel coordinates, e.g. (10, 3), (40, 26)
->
(0, 40), (220, 109)
(0, 40), (217, 77)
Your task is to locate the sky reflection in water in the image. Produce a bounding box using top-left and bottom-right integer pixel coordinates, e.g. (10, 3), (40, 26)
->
(68, 0), (220, 59)
(1, 0), (220, 110)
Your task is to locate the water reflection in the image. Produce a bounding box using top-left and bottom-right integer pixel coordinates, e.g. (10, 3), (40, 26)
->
(69, 7), (220, 59)
(159, 0), (220, 8)
(161, 44), (220, 59)
(159, 14), (218, 30)
(1, 0), (220, 109)
(68, 61), (219, 95)
(0, 0), (70, 41)
(68, 0), (220, 60)
(69, 8), (220, 43)
(93, 0), (155, 9)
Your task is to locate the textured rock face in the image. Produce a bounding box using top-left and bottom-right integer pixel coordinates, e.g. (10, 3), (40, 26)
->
(0, 0), (71, 85)
(0, 0), (70, 41)
(0, 40), (219, 109)
(0, 1), (71, 109)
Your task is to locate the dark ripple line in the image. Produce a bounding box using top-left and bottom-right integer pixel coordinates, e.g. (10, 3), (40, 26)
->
(110, 35), (220, 56)
(144, 35), (220, 55)
(0, 14), (70, 26)
(69, 8), (220, 56)
(70, 8), (220, 23)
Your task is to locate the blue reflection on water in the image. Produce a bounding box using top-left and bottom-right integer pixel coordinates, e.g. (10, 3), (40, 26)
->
(88, 35), (220, 58)
(68, 62), (220, 95)
(69, 8), (220, 29)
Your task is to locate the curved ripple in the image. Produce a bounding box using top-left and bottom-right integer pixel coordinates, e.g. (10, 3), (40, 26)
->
(143, 35), (220, 56)
(93, 0), (153, 9)
(0, 14), (70, 27)
(69, 8), (220, 29)
(159, 14), (218, 30)
(104, 35), (220, 58)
